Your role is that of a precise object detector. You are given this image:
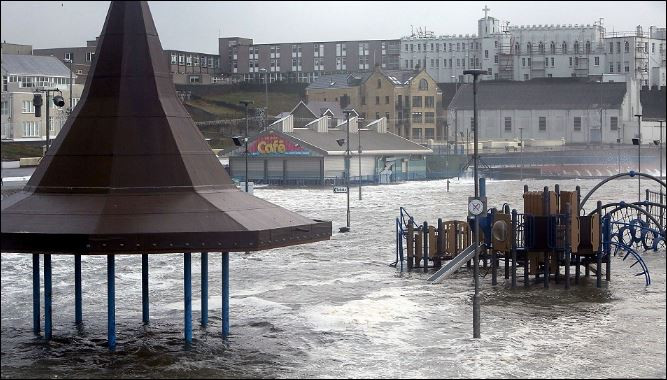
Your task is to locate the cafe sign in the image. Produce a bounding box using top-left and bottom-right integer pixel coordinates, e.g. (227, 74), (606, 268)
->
(248, 135), (310, 156)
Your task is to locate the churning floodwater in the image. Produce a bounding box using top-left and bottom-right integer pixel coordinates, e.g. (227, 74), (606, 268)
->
(1, 178), (665, 378)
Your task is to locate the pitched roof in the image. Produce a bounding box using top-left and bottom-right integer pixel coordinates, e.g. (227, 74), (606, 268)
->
(437, 83), (458, 108)
(285, 128), (432, 155)
(640, 87), (666, 121)
(1, 54), (73, 77)
(449, 78), (627, 110)
(305, 101), (344, 120)
(307, 72), (372, 90)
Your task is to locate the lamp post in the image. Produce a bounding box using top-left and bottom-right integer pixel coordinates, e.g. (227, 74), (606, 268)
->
(340, 109), (355, 233)
(598, 79), (604, 145)
(358, 118), (362, 201)
(519, 127), (524, 181)
(64, 59), (73, 115)
(463, 69), (485, 339)
(451, 75), (458, 155)
(34, 88), (65, 153)
(240, 100), (254, 193)
(634, 114), (642, 202)
(259, 68), (268, 130)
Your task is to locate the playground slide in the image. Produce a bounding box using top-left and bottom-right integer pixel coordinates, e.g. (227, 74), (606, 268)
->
(428, 244), (481, 284)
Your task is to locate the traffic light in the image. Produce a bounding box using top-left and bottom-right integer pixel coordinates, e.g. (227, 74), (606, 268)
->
(33, 94), (43, 117)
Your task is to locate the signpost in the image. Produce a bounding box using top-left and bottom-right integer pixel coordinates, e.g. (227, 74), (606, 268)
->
(333, 186), (348, 194)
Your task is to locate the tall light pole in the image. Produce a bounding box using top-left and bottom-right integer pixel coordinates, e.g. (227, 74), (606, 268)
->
(65, 59), (73, 115)
(259, 68), (268, 130)
(451, 75), (458, 155)
(598, 79), (604, 145)
(358, 118), (362, 201)
(634, 114), (642, 202)
(240, 100), (254, 193)
(340, 109), (354, 233)
(519, 127), (524, 181)
(463, 69), (485, 339)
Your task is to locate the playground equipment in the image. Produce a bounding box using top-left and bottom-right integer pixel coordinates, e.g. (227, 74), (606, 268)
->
(393, 173), (666, 288)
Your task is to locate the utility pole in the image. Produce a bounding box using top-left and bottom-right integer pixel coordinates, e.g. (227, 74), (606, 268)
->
(358, 122), (362, 201)
(519, 127), (524, 181)
(463, 69), (485, 339)
(340, 109), (355, 233)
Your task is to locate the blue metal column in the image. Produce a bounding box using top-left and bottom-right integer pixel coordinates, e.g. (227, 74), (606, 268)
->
(222, 252), (230, 338)
(142, 254), (149, 324)
(33, 254), (40, 335)
(75, 255), (82, 325)
(184, 253), (192, 343)
(107, 255), (116, 350)
(44, 254), (52, 340)
(201, 252), (208, 326)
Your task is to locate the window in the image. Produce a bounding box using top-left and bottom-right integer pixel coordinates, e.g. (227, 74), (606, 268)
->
(539, 42), (544, 54)
(23, 121), (40, 137)
(562, 42), (567, 53)
(186, 55), (192, 66)
(538, 117), (546, 131)
(624, 41), (629, 53)
(494, 55), (498, 64)
(376, 112), (380, 119)
(610, 117), (618, 131)
(515, 42), (520, 54)
(405, 44), (409, 52)
(522, 58), (526, 67)
(179, 54), (185, 65)
(418, 79), (428, 91)
(86, 52), (94, 62)
(385, 96), (390, 104)
(574, 117), (582, 131)
(361, 96), (366, 105)
(413, 128), (422, 139)
(574, 41), (580, 54)
(170, 53), (177, 64)
(527, 42), (532, 53)
(594, 56), (599, 66)
(624, 61), (629, 72)
(652, 43), (655, 53)
(551, 57), (555, 67)
(22, 100), (34, 114)
(377, 79), (382, 88)
(412, 96), (422, 107)
(430, 59), (434, 68)
(425, 112), (434, 123)
(617, 62), (621, 73)
(485, 50), (488, 58)
(550, 41), (556, 54)
(609, 42), (614, 53)
(189, 75), (201, 84)
(504, 117), (512, 132)
(65, 52), (73, 61)
(412, 112), (423, 123)
(610, 62), (614, 73)
(425, 128), (435, 139)
(569, 57), (573, 67)
(616, 41), (621, 53)
(470, 117), (475, 130)
(528, 58), (531, 67)
(375, 96), (380, 105)
(385, 112), (390, 120)
(574, 57), (578, 66)
(2, 75), (7, 92)
(425, 96), (434, 108)
(524, 74), (529, 80)
(487, 68), (492, 76)
(1, 100), (8, 116)
(585, 41), (591, 54)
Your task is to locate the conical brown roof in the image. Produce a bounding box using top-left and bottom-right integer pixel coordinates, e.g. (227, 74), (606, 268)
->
(1, 1), (331, 254)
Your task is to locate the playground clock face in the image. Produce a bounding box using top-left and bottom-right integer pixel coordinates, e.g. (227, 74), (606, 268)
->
(468, 199), (485, 216)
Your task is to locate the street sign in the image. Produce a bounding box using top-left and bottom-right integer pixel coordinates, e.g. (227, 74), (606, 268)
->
(333, 186), (348, 194)
(468, 197), (487, 216)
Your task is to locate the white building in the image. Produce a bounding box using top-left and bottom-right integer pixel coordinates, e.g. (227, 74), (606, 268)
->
(401, 6), (665, 87)
(447, 78), (645, 145)
(2, 54), (83, 142)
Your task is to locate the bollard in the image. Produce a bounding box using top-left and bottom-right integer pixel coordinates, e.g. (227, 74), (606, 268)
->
(491, 249), (497, 286)
(107, 254), (115, 350)
(222, 252), (230, 339)
(75, 254), (82, 325)
(423, 221), (428, 273)
(142, 254), (149, 324)
(184, 253), (192, 343)
(447, 179), (450, 192)
(33, 254), (40, 335)
(201, 252), (208, 326)
(524, 184), (529, 193)
(44, 254), (52, 340)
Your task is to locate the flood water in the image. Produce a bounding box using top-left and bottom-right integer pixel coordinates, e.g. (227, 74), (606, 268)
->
(1, 178), (665, 378)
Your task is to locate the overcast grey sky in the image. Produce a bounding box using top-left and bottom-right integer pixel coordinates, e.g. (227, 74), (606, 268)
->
(1, 1), (665, 54)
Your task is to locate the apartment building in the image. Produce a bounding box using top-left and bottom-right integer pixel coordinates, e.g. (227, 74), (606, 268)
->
(219, 37), (401, 83)
(33, 39), (98, 84)
(1, 54), (83, 142)
(401, 6), (666, 87)
(306, 66), (444, 142)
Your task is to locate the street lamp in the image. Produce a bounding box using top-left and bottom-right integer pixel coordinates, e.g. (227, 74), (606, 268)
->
(519, 127), (524, 181)
(463, 68), (485, 340)
(358, 119), (363, 201)
(259, 68), (268, 130)
(240, 100), (254, 193)
(633, 114), (642, 202)
(340, 109), (355, 233)
(451, 75), (459, 155)
(64, 58), (73, 115)
(33, 88), (65, 153)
